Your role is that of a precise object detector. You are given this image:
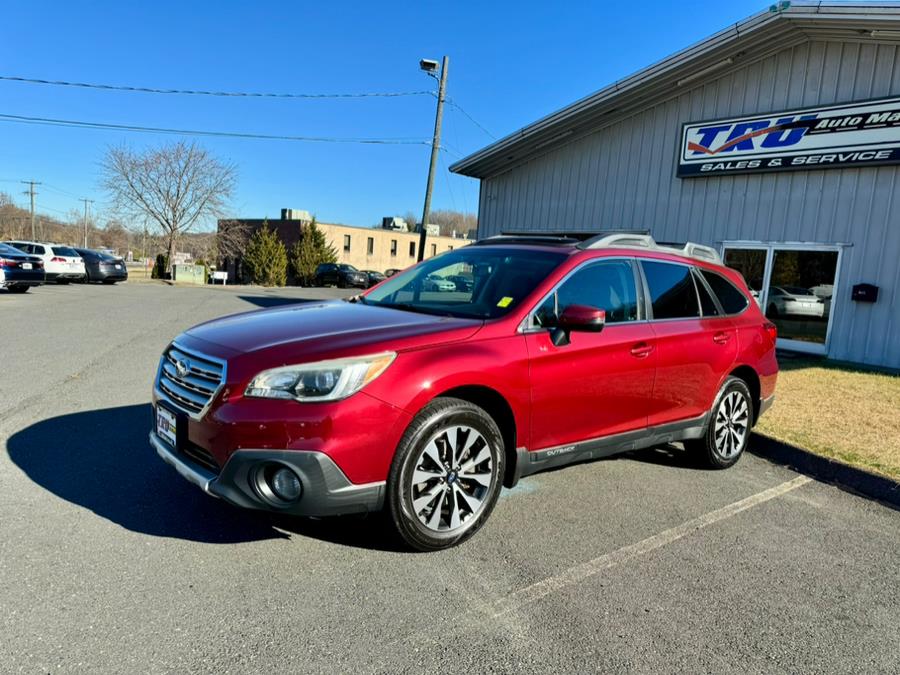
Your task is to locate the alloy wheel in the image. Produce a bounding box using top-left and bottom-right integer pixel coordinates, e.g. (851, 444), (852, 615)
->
(409, 425), (495, 533)
(714, 390), (749, 458)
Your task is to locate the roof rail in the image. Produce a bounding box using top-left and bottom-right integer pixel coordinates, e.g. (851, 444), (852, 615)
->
(582, 233), (722, 264)
(580, 233), (656, 250)
(680, 242), (721, 264)
(472, 233), (584, 247)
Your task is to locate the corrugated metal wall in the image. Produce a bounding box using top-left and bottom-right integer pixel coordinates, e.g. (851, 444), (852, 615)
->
(478, 40), (900, 368)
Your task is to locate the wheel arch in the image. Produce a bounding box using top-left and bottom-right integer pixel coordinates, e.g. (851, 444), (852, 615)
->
(728, 364), (761, 424)
(433, 384), (520, 489)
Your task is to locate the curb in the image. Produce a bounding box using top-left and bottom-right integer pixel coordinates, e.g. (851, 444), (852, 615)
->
(750, 433), (900, 510)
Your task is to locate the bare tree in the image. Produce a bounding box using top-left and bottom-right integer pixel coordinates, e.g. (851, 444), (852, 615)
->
(406, 208), (477, 238)
(215, 219), (252, 261)
(102, 141), (236, 271)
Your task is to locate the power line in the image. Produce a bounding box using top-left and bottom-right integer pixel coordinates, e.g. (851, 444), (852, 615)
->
(0, 75), (433, 100)
(43, 182), (82, 199)
(446, 99), (496, 140)
(0, 112), (432, 145)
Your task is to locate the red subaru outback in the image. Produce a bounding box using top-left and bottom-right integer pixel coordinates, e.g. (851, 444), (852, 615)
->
(151, 233), (777, 551)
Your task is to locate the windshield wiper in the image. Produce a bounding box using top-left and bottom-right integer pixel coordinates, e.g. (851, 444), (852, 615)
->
(375, 302), (485, 319)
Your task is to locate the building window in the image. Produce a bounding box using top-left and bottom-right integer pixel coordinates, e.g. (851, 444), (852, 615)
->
(343, 234), (351, 252)
(390, 239), (397, 256)
(430, 244), (437, 257)
(367, 237), (374, 255)
(408, 241), (416, 257)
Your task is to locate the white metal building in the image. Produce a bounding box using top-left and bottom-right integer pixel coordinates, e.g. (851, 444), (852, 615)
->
(451, 1), (900, 368)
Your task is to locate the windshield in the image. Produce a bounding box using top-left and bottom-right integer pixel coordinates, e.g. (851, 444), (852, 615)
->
(339, 264), (358, 272)
(363, 247), (566, 319)
(52, 246), (79, 257)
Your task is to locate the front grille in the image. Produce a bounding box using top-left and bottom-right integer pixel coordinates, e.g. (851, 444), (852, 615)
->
(180, 442), (221, 474)
(157, 343), (225, 417)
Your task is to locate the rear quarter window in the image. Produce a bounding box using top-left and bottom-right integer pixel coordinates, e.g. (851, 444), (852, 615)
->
(701, 270), (749, 314)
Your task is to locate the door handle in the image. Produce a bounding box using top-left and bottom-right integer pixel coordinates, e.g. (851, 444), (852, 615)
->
(712, 331), (732, 345)
(630, 342), (654, 358)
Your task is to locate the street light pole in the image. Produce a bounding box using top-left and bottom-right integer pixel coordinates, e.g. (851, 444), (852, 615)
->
(417, 55), (448, 262)
(80, 198), (94, 248)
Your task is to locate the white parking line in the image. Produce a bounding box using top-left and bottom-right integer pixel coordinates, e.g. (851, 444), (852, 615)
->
(384, 475), (812, 657)
(489, 475), (812, 618)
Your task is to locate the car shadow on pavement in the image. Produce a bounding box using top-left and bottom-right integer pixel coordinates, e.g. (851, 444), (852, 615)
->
(623, 443), (707, 470)
(5, 403), (404, 551)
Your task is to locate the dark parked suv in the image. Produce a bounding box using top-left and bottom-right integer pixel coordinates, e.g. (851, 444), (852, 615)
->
(313, 263), (368, 288)
(151, 232), (777, 551)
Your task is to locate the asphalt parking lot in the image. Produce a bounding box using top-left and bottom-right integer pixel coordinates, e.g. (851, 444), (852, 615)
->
(2, 282), (899, 673)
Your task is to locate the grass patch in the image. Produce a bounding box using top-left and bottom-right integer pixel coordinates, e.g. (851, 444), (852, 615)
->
(756, 356), (900, 481)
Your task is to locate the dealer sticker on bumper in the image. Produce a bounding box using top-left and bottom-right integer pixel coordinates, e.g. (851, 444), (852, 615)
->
(156, 406), (177, 447)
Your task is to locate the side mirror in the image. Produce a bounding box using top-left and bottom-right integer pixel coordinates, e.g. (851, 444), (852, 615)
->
(549, 304), (606, 346)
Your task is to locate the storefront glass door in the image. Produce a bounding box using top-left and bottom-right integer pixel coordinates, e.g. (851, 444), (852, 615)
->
(723, 244), (841, 356)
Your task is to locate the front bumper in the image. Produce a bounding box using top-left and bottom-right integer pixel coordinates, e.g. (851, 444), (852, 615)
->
(151, 431), (385, 516)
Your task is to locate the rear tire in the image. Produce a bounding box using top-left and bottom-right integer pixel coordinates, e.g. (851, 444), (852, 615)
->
(388, 397), (505, 551)
(7, 285), (29, 293)
(687, 377), (753, 469)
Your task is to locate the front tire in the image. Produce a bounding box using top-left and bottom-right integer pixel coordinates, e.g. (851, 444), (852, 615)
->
(688, 377), (754, 469)
(388, 397), (505, 551)
(7, 285), (30, 293)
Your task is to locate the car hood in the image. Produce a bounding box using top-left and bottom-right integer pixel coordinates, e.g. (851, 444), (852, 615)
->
(180, 300), (483, 371)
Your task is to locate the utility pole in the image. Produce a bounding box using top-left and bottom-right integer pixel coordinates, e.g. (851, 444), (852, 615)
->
(21, 180), (40, 240)
(79, 198), (95, 247)
(417, 55), (449, 262)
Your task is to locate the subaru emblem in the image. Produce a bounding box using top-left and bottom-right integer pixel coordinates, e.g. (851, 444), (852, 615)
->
(175, 358), (191, 378)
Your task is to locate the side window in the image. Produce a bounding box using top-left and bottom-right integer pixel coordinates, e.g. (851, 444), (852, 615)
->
(693, 270), (721, 317)
(701, 270), (750, 314)
(641, 261), (700, 320)
(535, 260), (639, 327)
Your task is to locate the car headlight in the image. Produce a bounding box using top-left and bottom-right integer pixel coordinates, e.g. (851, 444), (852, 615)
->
(245, 352), (396, 402)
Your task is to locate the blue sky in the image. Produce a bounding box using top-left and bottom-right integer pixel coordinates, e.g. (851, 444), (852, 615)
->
(1, 0), (764, 229)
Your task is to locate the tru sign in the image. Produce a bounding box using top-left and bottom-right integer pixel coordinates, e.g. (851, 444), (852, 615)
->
(689, 114), (818, 155)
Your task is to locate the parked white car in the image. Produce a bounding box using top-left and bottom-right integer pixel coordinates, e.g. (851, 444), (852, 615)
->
(3, 241), (86, 283)
(423, 274), (457, 292)
(767, 285), (825, 318)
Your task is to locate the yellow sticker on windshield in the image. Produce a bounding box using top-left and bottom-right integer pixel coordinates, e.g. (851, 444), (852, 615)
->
(497, 296), (513, 308)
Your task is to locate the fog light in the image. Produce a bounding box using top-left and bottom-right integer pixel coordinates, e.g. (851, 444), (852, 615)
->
(271, 467), (302, 502)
